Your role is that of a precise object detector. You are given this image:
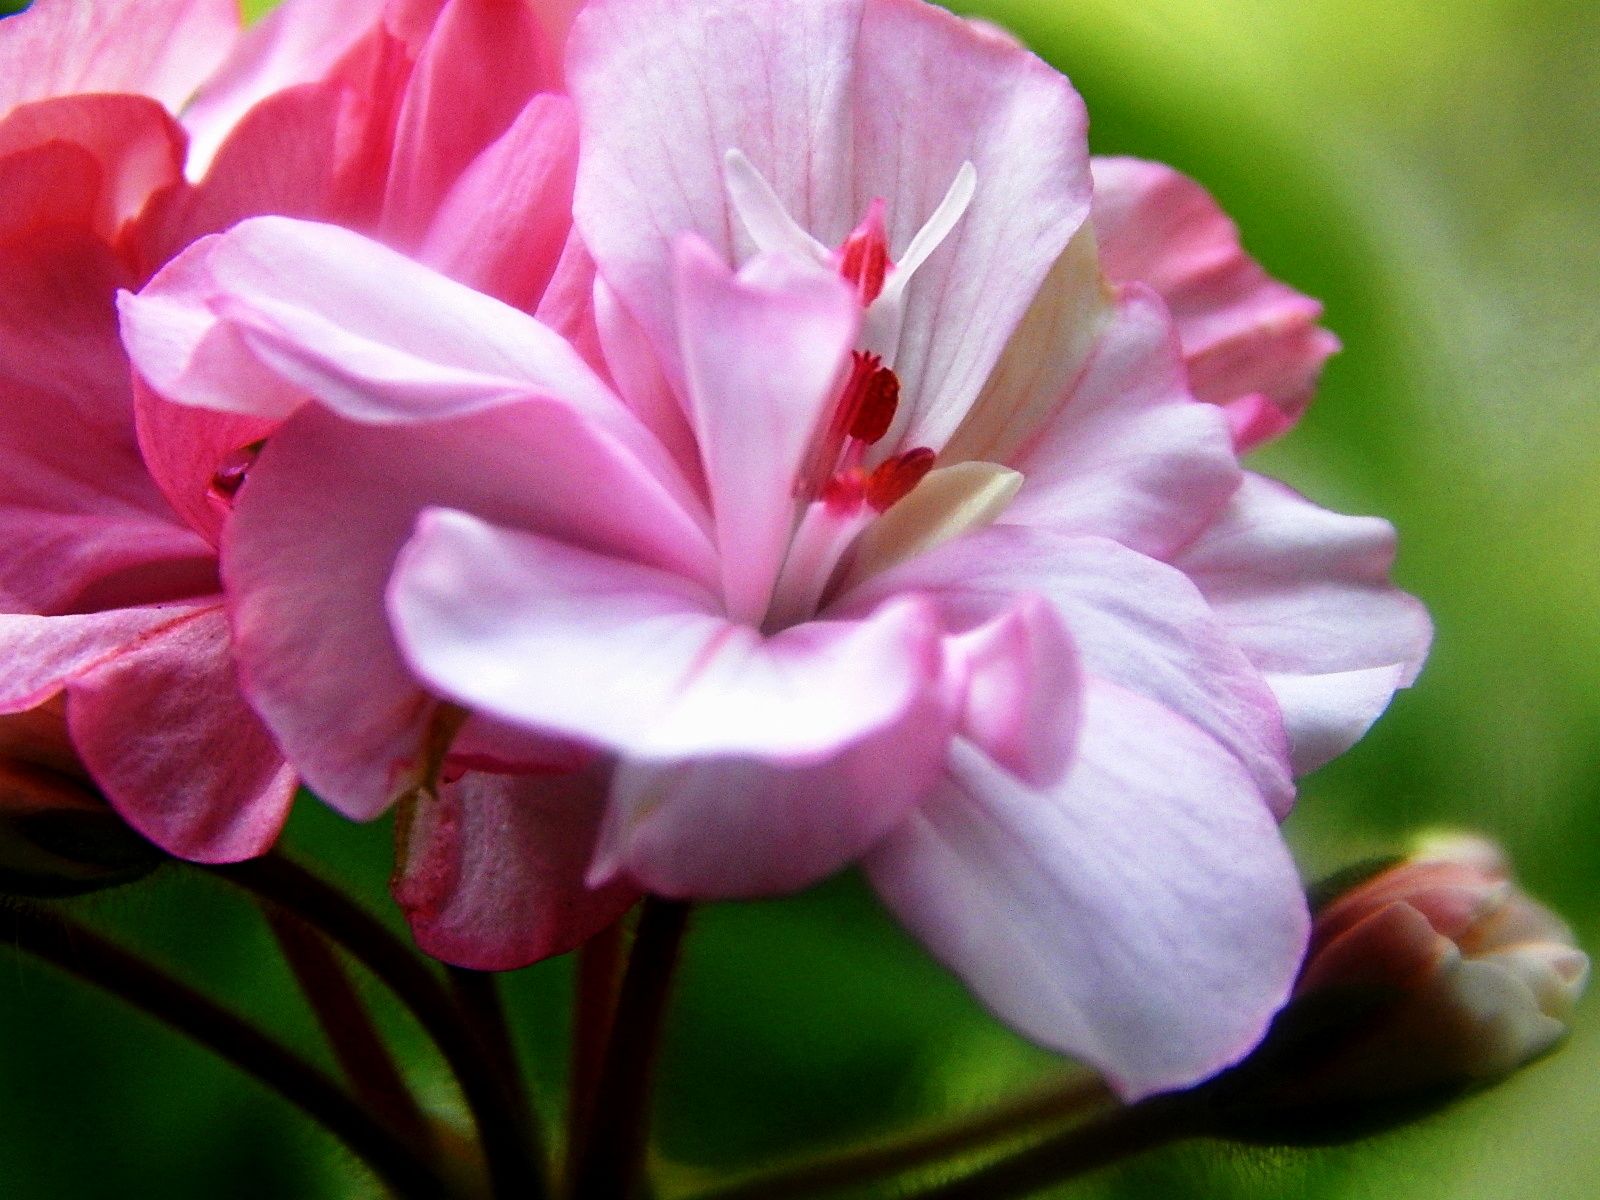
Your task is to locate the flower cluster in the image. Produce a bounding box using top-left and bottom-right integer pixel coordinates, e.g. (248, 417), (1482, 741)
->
(0, 0), (1430, 1101)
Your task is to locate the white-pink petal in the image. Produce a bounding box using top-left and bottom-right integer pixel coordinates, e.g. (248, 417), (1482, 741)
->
(593, 678), (952, 899)
(390, 508), (946, 763)
(675, 239), (858, 624)
(122, 217), (622, 426)
(1004, 285), (1240, 560)
(844, 524), (1294, 816)
(1172, 472), (1431, 773)
(867, 685), (1308, 1102)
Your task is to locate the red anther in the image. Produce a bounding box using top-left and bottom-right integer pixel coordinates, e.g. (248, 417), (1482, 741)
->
(837, 198), (890, 305)
(822, 468), (868, 514)
(800, 351), (878, 498)
(866, 447), (936, 512)
(207, 440), (265, 503)
(848, 362), (900, 445)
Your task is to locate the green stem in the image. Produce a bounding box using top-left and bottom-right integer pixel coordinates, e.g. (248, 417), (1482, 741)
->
(897, 1093), (1198, 1200)
(570, 899), (692, 1200)
(0, 899), (454, 1200)
(203, 852), (547, 1200)
(694, 1073), (1114, 1200)
(265, 903), (435, 1149)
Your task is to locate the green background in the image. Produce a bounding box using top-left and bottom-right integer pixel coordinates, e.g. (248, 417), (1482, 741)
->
(0, 0), (1596, 1196)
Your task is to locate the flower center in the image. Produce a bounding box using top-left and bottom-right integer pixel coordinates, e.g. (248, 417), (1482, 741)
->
(722, 153), (1019, 629)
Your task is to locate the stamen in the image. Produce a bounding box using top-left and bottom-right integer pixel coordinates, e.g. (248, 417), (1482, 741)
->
(837, 198), (890, 305)
(866, 447), (937, 511)
(847, 359), (899, 444)
(877, 161), (977, 304)
(724, 149), (830, 264)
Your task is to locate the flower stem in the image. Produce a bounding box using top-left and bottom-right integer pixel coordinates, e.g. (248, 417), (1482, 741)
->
(0, 899), (455, 1200)
(203, 852), (547, 1200)
(895, 1093), (1199, 1200)
(567, 916), (628, 1186)
(264, 902), (435, 1149)
(693, 1073), (1115, 1200)
(570, 899), (692, 1200)
(447, 965), (539, 1152)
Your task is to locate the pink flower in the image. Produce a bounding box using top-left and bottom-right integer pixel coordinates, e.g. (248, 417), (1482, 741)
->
(120, 0), (1430, 1098)
(0, 0), (584, 870)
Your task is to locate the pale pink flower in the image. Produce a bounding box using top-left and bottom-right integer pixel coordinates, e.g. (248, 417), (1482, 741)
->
(120, 0), (1429, 1097)
(0, 0), (590, 890)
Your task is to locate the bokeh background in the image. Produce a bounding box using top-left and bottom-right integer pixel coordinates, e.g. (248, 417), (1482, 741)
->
(0, 0), (1596, 1196)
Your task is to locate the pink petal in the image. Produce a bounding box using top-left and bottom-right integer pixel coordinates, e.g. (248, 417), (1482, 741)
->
(380, 0), (564, 246)
(841, 524), (1293, 816)
(66, 604), (294, 862)
(417, 94), (577, 312)
(0, 605), (208, 712)
(675, 239), (858, 624)
(0, 0), (238, 117)
(180, 0), (388, 177)
(1005, 284), (1241, 560)
(1091, 157), (1340, 450)
(392, 765), (637, 970)
(593, 676), (952, 899)
(223, 395), (713, 818)
(0, 93), (186, 243)
(866, 684), (1309, 1102)
(122, 217), (642, 431)
(1172, 473), (1432, 774)
(391, 507), (945, 761)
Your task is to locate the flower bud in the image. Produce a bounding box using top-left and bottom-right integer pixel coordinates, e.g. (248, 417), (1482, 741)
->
(0, 711), (165, 898)
(1193, 832), (1588, 1145)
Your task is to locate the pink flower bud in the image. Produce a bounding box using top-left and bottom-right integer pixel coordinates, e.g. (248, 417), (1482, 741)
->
(1195, 833), (1587, 1145)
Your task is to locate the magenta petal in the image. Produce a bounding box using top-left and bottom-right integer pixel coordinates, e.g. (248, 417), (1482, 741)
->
(594, 676), (953, 899)
(181, 0), (387, 176)
(1173, 473), (1432, 774)
(0, 0), (238, 117)
(867, 686), (1309, 1102)
(418, 94), (577, 312)
(380, 0), (563, 246)
(393, 766), (637, 970)
(0, 94), (187, 239)
(675, 239), (858, 624)
(132, 373), (278, 549)
(68, 605), (294, 862)
(159, 75), (346, 255)
(1005, 285), (1240, 560)
(1091, 157), (1339, 449)
(392, 508), (944, 762)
